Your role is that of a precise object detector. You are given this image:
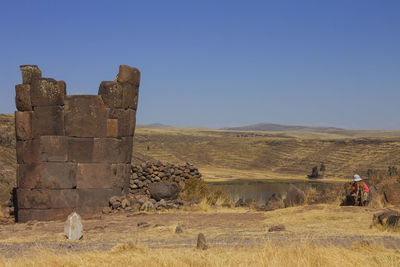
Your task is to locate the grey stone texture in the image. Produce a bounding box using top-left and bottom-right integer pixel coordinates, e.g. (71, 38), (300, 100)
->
(64, 212), (83, 240)
(14, 65), (139, 222)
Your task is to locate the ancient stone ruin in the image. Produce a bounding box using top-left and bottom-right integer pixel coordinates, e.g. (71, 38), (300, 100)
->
(14, 65), (140, 222)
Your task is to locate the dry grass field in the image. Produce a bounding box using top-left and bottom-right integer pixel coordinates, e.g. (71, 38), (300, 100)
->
(132, 125), (400, 183)
(2, 113), (400, 202)
(0, 205), (399, 266)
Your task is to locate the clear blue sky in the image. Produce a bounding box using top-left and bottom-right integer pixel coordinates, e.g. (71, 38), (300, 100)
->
(1, 0), (399, 129)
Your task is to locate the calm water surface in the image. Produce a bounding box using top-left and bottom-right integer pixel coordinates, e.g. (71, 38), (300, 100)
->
(207, 179), (334, 204)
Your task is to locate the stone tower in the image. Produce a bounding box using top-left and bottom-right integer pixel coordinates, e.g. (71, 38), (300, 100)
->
(14, 65), (140, 222)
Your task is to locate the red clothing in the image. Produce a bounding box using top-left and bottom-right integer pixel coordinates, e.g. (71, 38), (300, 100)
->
(362, 181), (370, 193)
(351, 181), (369, 193)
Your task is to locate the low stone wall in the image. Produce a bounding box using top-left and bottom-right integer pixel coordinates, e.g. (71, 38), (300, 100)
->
(104, 162), (202, 212)
(129, 161), (201, 196)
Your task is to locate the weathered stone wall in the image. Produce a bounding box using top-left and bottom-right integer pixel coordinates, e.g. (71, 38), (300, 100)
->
(14, 65), (140, 222)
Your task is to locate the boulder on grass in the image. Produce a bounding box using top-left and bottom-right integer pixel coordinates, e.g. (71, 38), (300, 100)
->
(148, 182), (179, 201)
(64, 212), (83, 240)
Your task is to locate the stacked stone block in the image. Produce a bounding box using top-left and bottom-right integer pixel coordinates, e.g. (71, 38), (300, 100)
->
(14, 65), (140, 222)
(129, 161), (202, 196)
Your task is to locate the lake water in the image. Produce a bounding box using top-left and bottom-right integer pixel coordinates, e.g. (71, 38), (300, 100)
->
(207, 179), (334, 204)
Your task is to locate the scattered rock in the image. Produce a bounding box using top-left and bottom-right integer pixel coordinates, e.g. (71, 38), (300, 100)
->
(235, 198), (248, 207)
(121, 198), (130, 209)
(196, 233), (208, 250)
(102, 206), (112, 214)
(109, 196), (122, 209)
(372, 210), (400, 226)
(64, 212), (83, 240)
(158, 199), (167, 207)
(268, 224), (285, 232)
(137, 221), (150, 228)
(140, 201), (154, 211)
(387, 215), (400, 228)
(175, 225), (183, 233)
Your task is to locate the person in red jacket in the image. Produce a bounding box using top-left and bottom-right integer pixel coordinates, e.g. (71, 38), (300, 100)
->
(351, 174), (369, 205)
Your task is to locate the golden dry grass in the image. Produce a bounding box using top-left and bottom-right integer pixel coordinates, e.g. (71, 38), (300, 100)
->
(0, 242), (399, 267)
(132, 125), (400, 183)
(0, 204), (400, 266)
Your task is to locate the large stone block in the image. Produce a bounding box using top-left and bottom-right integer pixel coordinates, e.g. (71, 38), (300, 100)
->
(107, 119), (118, 138)
(68, 138), (94, 163)
(116, 65), (140, 86)
(16, 139), (41, 164)
(92, 138), (121, 163)
(32, 106), (65, 137)
(122, 83), (139, 110)
(113, 163), (131, 189)
(17, 208), (73, 223)
(17, 163), (77, 189)
(64, 95), (108, 137)
(76, 163), (127, 189)
(15, 111), (33, 140)
(16, 189), (79, 209)
(40, 136), (68, 162)
(20, 65), (41, 85)
(120, 136), (133, 163)
(98, 81), (123, 108)
(31, 78), (66, 107)
(108, 109), (136, 137)
(77, 188), (122, 207)
(16, 136), (68, 163)
(76, 163), (111, 189)
(15, 84), (32, 111)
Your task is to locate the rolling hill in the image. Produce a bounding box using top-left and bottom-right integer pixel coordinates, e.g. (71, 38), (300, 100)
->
(2, 113), (400, 202)
(222, 123), (344, 132)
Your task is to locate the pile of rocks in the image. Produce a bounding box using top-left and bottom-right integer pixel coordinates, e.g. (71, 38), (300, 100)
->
(104, 161), (202, 213)
(129, 161), (201, 196)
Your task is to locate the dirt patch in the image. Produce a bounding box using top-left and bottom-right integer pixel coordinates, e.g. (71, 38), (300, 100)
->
(1, 206), (400, 258)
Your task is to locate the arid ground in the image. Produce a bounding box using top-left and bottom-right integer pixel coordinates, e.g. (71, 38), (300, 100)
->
(1, 205), (400, 266)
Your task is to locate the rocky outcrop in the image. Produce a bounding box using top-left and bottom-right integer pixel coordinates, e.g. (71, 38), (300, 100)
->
(383, 183), (400, 205)
(372, 209), (400, 231)
(14, 65), (140, 222)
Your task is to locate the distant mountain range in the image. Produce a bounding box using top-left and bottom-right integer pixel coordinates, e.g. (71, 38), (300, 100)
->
(221, 123), (344, 132)
(141, 123), (171, 127)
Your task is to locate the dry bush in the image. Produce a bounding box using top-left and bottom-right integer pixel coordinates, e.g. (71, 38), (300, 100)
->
(180, 178), (232, 208)
(305, 184), (344, 205)
(180, 178), (210, 203)
(206, 189), (232, 207)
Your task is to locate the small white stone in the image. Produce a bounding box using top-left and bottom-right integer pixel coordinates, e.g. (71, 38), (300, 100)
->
(64, 212), (83, 240)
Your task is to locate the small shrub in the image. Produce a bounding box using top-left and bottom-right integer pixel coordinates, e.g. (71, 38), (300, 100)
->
(206, 189), (232, 207)
(180, 178), (209, 203)
(308, 166), (321, 178)
(388, 166), (398, 177)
